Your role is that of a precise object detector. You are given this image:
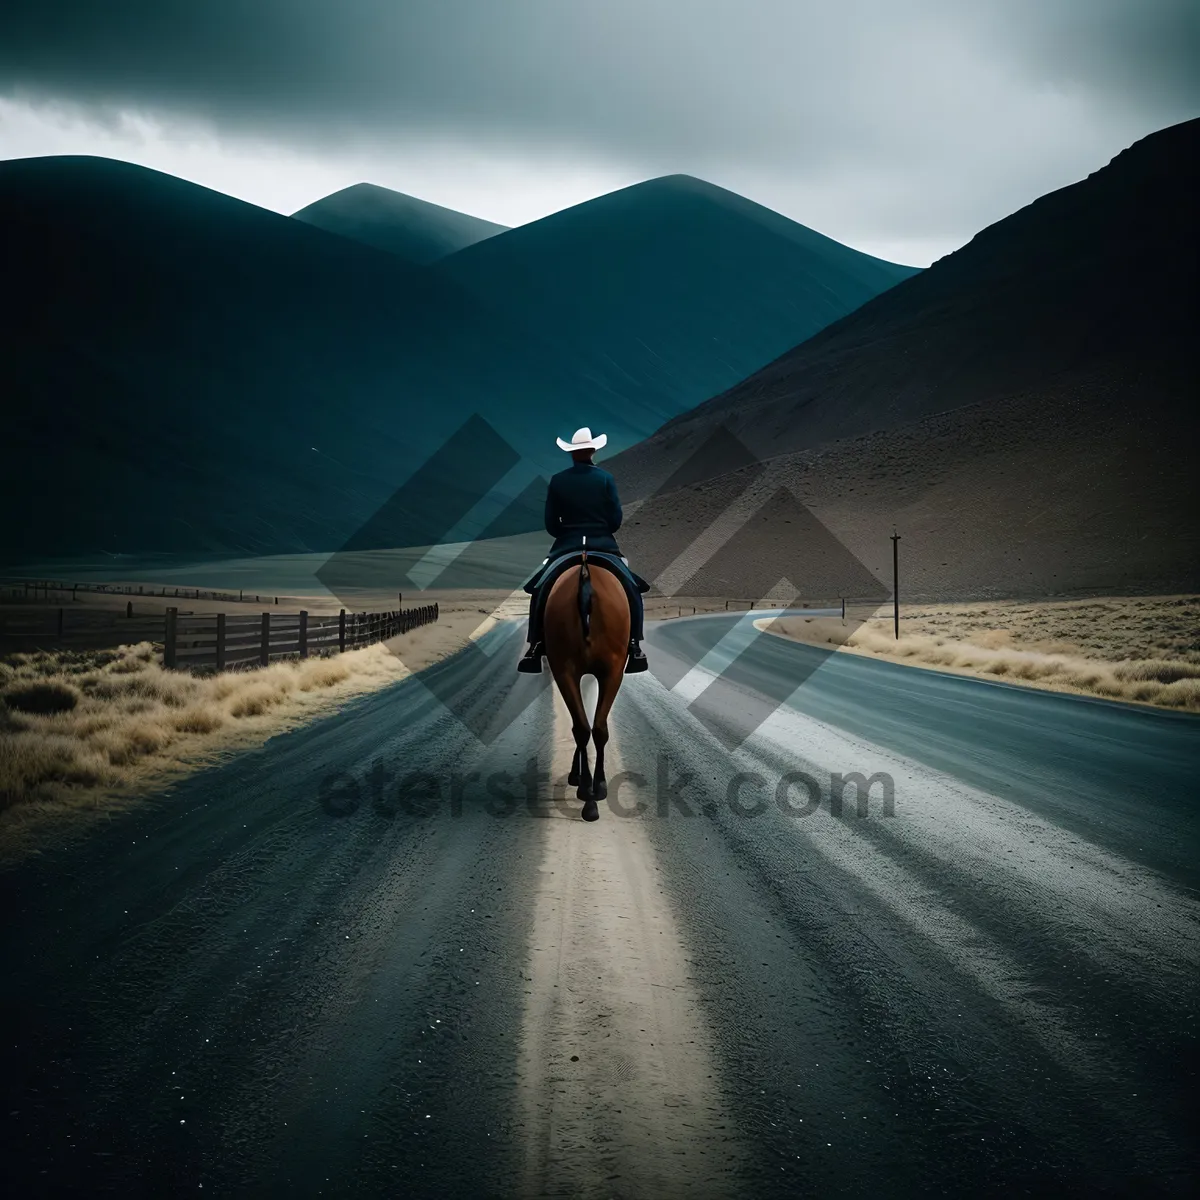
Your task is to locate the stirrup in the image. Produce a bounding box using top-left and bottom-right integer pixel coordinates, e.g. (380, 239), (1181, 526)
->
(517, 643), (544, 674)
(625, 641), (648, 674)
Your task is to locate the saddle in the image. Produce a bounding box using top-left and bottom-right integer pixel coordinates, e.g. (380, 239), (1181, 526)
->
(523, 550), (650, 626)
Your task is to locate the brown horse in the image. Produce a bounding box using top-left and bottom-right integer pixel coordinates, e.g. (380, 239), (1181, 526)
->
(543, 552), (630, 822)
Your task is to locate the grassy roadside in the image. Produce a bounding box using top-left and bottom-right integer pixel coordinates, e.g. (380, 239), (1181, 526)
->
(755, 595), (1200, 711)
(0, 597), (526, 863)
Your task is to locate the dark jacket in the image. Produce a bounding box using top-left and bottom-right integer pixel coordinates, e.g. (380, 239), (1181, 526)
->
(544, 462), (623, 555)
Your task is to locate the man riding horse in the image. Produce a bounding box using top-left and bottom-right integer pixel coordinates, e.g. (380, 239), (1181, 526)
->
(517, 426), (649, 673)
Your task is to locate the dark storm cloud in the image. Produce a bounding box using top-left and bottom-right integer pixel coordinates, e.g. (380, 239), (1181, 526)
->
(0, 1), (1194, 164)
(1, 2), (1195, 260)
(958, 0), (1199, 106)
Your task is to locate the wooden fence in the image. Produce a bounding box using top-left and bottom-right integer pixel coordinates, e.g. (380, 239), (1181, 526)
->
(2, 578), (302, 606)
(656, 596), (887, 618)
(0, 600), (439, 668)
(164, 605), (439, 671)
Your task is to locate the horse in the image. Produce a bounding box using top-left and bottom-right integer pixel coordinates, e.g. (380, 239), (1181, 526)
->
(542, 549), (630, 822)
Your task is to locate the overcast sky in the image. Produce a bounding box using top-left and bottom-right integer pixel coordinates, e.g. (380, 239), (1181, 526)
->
(0, 1), (1195, 265)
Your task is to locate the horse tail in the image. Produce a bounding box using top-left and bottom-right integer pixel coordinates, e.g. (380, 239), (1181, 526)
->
(578, 553), (592, 639)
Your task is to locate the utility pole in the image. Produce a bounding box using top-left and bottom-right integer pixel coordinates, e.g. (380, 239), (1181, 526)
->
(890, 526), (901, 639)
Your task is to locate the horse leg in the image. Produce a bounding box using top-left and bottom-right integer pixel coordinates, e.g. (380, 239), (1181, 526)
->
(553, 667), (595, 811)
(589, 666), (623, 804)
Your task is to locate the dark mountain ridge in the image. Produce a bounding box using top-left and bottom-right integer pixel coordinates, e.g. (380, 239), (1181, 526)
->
(610, 118), (1199, 495)
(1, 157), (919, 565)
(604, 118), (1199, 600)
(436, 173), (920, 420)
(0, 157), (643, 563)
(291, 182), (508, 265)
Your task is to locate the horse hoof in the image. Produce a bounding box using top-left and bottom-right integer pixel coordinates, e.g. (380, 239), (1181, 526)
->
(568, 769), (580, 786)
(576, 782), (591, 801)
(581, 799), (600, 822)
(592, 780), (608, 801)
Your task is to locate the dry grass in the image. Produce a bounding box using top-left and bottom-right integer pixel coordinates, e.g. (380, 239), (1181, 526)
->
(759, 595), (1200, 711)
(0, 640), (410, 856)
(0, 596), (533, 862)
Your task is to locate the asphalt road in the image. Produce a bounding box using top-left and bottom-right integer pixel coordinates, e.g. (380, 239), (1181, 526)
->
(2, 612), (1197, 1197)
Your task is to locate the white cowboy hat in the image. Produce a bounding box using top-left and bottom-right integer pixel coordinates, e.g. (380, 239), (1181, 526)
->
(556, 426), (608, 452)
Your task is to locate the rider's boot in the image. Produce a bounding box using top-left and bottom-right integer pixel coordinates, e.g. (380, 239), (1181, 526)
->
(625, 637), (649, 673)
(517, 640), (545, 673)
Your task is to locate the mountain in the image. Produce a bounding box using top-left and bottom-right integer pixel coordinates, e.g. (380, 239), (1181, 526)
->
(0, 157), (653, 566)
(1, 160), (919, 569)
(606, 119), (1200, 600)
(291, 182), (508, 265)
(612, 120), (1198, 489)
(435, 174), (919, 418)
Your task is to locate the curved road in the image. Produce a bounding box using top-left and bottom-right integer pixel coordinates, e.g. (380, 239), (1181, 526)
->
(2, 612), (1197, 1197)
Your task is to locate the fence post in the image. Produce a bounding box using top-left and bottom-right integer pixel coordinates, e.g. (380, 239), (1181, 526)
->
(339, 609), (346, 653)
(127, 600), (133, 618)
(260, 612), (270, 667)
(299, 610), (309, 659)
(216, 612), (226, 671)
(164, 608), (178, 669)
(72, 584), (77, 602)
